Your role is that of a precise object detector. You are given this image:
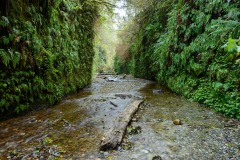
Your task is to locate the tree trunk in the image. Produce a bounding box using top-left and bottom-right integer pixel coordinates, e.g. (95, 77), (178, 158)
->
(0, 0), (10, 16)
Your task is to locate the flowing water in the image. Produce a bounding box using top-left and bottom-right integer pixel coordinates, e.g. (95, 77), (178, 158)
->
(0, 75), (239, 160)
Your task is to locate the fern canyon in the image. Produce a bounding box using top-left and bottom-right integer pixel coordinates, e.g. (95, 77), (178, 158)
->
(0, 0), (239, 159)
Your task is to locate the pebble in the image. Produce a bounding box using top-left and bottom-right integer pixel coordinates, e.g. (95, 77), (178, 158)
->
(131, 154), (138, 159)
(132, 118), (137, 122)
(103, 152), (109, 156)
(142, 149), (149, 154)
(173, 119), (182, 125)
(19, 132), (26, 136)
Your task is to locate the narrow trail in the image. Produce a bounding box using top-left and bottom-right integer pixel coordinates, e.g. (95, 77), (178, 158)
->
(0, 75), (239, 160)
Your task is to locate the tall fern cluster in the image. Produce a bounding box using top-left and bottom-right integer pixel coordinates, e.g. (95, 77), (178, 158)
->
(120, 0), (240, 118)
(0, 0), (99, 117)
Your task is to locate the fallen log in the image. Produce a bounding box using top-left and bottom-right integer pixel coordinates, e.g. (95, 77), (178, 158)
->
(100, 100), (143, 151)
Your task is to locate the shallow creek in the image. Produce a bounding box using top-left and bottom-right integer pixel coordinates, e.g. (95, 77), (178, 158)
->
(0, 75), (239, 160)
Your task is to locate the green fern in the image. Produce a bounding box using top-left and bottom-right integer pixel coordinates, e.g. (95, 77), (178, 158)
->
(121, 0), (240, 118)
(0, 49), (11, 66)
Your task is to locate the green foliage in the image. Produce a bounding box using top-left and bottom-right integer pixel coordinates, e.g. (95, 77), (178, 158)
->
(93, 8), (117, 74)
(42, 137), (53, 145)
(0, 16), (9, 27)
(0, 0), (101, 117)
(122, 0), (240, 119)
(114, 55), (122, 74)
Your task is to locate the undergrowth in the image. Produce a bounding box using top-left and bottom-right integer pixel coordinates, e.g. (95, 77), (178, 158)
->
(118, 0), (240, 119)
(0, 0), (99, 117)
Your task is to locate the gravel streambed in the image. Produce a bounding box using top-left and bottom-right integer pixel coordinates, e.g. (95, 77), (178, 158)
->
(0, 75), (239, 160)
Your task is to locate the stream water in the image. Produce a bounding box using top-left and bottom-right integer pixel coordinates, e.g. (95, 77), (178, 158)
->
(0, 75), (239, 160)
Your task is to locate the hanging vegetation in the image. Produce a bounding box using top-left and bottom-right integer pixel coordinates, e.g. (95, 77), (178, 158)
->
(117, 0), (240, 119)
(0, 0), (110, 117)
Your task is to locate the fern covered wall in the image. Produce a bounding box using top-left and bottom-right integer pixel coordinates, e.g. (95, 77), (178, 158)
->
(0, 0), (98, 116)
(121, 0), (240, 118)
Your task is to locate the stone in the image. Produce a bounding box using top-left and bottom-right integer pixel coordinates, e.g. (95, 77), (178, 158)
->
(107, 77), (118, 82)
(142, 149), (149, 154)
(173, 119), (182, 125)
(103, 152), (109, 156)
(152, 89), (164, 94)
(132, 118), (137, 122)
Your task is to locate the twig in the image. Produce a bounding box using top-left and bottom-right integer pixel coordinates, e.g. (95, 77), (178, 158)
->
(110, 101), (118, 107)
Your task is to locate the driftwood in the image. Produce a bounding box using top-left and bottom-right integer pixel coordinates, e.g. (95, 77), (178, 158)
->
(100, 100), (143, 151)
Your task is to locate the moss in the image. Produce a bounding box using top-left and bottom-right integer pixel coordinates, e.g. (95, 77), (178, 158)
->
(121, 0), (240, 119)
(0, 0), (99, 117)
